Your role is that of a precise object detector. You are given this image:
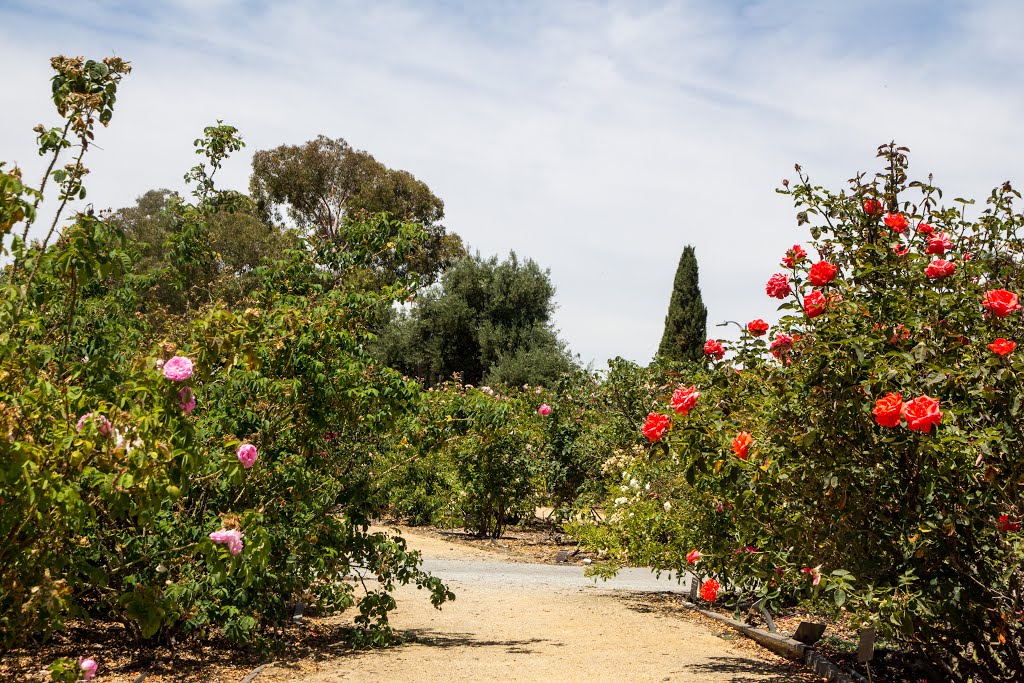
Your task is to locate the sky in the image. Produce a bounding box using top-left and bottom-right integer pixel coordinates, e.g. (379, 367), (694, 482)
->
(2, 0), (1023, 367)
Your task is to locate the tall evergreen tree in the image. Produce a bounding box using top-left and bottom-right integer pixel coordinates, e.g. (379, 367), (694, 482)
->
(657, 245), (707, 362)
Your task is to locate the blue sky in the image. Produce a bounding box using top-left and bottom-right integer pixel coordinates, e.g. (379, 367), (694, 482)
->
(2, 1), (1022, 367)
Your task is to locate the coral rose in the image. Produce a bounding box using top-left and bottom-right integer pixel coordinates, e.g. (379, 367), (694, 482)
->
(732, 432), (752, 460)
(863, 198), (881, 215)
(983, 289), (1021, 318)
(925, 259), (955, 280)
(642, 413), (670, 442)
(747, 319), (769, 336)
(926, 232), (952, 255)
(700, 578), (720, 602)
(703, 339), (725, 360)
(781, 244), (807, 268)
(765, 273), (791, 299)
(670, 386), (700, 416)
(902, 395), (942, 433)
(804, 290), (827, 318)
(916, 222), (935, 235)
(893, 243), (909, 256)
(883, 212), (909, 233)
(686, 549), (702, 564)
(873, 392), (903, 428)
(163, 355), (194, 381)
(807, 261), (837, 286)
(988, 338), (1016, 356)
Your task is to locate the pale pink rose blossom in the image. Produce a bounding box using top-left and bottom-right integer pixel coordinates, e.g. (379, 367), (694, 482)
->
(79, 657), (98, 680)
(76, 413), (112, 437)
(209, 528), (244, 555)
(163, 355), (194, 381)
(237, 443), (258, 468)
(178, 387), (196, 415)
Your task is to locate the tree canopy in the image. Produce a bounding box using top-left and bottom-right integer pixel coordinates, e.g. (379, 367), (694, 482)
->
(657, 245), (707, 362)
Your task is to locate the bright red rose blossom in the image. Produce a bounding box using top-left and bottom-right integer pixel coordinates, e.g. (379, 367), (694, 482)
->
(700, 578), (720, 602)
(997, 515), (1021, 532)
(804, 290), (827, 318)
(883, 212), (909, 233)
(807, 261), (838, 286)
(703, 339), (725, 360)
(893, 243), (909, 256)
(732, 432), (752, 460)
(917, 222), (935, 235)
(642, 412), (671, 442)
(925, 259), (955, 280)
(670, 386), (701, 415)
(747, 319), (769, 336)
(988, 338), (1016, 356)
(926, 232), (952, 255)
(765, 273), (792, 299)
(983, 289), (1021, 318)
(873, 392), (903, 428)
(863, 198), (881, 215)
(902, 395), (942, 433)
(781, 244), (807, 268)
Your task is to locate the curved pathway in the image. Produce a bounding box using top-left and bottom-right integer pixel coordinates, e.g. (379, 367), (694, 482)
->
(263, 529), (812, 683)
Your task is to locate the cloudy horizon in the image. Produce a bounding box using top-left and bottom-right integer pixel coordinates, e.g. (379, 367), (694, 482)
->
(2, 0), (1022, 368)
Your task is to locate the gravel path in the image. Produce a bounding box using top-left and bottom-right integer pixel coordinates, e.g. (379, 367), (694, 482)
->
(261, 528), (813, 683)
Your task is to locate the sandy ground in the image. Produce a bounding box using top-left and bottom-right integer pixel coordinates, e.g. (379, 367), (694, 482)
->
(258, 527), (814, 683)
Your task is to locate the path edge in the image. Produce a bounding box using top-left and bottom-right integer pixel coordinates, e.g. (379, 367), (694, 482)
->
(678, 599), (868, 683)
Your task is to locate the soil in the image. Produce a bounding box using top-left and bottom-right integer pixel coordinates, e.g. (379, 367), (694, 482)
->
(3, 524), (820, 683)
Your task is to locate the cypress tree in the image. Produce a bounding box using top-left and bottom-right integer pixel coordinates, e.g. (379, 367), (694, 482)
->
(657, 245), (707, 362)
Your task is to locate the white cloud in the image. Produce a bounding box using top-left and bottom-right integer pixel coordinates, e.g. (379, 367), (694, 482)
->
(1, 1), (1021, 367)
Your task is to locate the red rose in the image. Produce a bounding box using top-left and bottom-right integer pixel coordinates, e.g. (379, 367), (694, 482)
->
(700, 578), (720, 602)
(893, 243), (909, 256)
(747, 319), (769, 336)
(703, 339), (725, 360)
(998, 514), (1021, 532)
(964, 252), (973, 261)
(873, 392), (903, 428)
(917, 222), (935, 235)
(925, 259), (955, 280)
(863, 199), (881, 215)
(670, 386), (701, 415)
(781, 244), (807, 268)
(883, 212), (909, 233)
(642, 412), (671, 442)
(988, 338), (1016, 356)
(804, 290), (827, 318)
(926, 232), (952, 255)
(902, 395), (942, 433)
(732, 432), (752, 460)
(770, 332), (794, 360)
(807, 261), (838, 286)
(686, 549), (702, 564)
(983, 289), (1021, 318)
(765, 273), (792, 299)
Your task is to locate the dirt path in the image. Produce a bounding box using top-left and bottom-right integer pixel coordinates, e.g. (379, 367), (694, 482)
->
(261, 528), (813, 683)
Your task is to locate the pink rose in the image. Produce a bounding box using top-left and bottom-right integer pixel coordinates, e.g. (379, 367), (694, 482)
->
(178, 387), (196, 415)
(209, 528), (244, 555)
(76, 413), (112, 437)
(79, 657), (99, 681)
(237, 443), (258, 468)
(538, 404), (552, 416)
(163, 355), (194, 381)
(926, 232), (952, 255)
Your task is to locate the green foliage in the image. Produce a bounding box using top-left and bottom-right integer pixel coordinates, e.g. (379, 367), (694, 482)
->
(0, 55), (451, 654)
(249, 135), (463, 286)
(578, 145), (1024, 681)
(375, 252), (573, 387)
(657, 245), (707, 362)
(378, 382), (546, 538)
